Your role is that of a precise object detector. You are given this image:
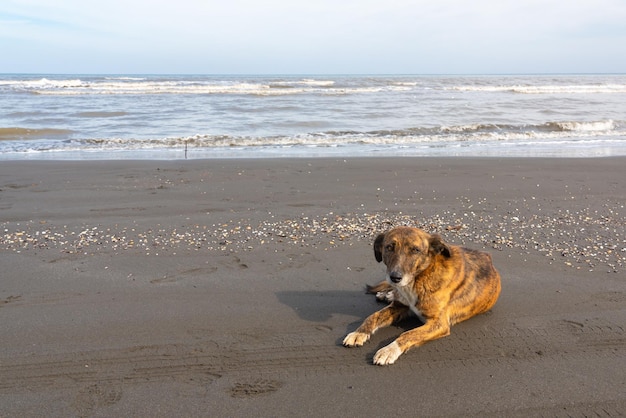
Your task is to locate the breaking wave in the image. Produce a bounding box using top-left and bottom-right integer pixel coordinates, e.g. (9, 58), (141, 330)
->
(11, 76), (626, 97)
(3, 119), (620, 155)
(446, 84), (626, 94)
(1, 77), (403, 96)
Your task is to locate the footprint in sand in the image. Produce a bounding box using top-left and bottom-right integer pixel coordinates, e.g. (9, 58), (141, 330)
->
(0, 295), (22, 307)
(229, 379), (284, 398)
(149, 267), (218, 284)
(73, 382), (123, 417)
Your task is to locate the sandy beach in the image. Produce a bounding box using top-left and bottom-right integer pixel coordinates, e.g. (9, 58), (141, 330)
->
(1, 157), (624, 417)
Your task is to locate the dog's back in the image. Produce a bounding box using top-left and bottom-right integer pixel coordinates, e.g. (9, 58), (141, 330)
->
(445, 246), (501, 324)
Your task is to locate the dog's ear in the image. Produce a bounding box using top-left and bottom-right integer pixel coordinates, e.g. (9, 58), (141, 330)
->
(429, 234), (451, 258)
(374, 233), (386, 262)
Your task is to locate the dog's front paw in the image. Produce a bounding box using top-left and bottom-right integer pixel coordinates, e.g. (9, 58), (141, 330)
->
(373, 341), (402, 365)
(343, 331), (370, 347)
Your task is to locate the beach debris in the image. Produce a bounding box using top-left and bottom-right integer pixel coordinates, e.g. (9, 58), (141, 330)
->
(1, 199), (623, 273)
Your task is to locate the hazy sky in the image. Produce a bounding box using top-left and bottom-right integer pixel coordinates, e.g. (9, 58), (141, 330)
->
(2, 0), (625, 74)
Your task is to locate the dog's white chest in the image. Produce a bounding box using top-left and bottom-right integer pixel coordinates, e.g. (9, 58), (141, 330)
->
(394, 286), (426, 323)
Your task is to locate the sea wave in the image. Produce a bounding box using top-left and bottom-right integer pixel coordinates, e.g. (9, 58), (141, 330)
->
(447, 84), (626, 94)
(269, 79), (335, 88)
(2, 77), (404, 96)
(543, 120), (616, 132)
(6, 76), (625, 96)
(3, 74), (626, 98)
(438, 120), (618, 134)
(104, 76), (147, 81)
(2, 119), (620, 154)
(74, 130), (626, 153)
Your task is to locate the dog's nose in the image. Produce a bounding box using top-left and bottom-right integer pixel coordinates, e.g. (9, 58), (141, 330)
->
(389, 272), (402, 283)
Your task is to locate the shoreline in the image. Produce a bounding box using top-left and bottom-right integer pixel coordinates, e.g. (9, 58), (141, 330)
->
(2, 143), (626, 160)
(1, 156), (625, 416)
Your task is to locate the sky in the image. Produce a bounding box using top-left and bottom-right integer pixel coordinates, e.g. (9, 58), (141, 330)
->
(1, 0), (626, 74)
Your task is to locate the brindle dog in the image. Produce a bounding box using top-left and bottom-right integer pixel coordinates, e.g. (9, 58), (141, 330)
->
(343, 226), (501, 365)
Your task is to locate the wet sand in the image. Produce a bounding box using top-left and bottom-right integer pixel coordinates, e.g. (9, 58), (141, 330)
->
(1, 157), (625, 417)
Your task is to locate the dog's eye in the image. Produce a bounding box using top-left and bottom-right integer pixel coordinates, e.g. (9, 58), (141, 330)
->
(411, 247), (421, 254)
(385, 244), (395, 252)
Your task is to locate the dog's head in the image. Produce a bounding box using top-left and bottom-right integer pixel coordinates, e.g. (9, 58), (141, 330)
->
(374, 226), (451, 287)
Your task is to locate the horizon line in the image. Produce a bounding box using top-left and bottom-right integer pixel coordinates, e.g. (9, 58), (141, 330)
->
(2, 72), (626, 77)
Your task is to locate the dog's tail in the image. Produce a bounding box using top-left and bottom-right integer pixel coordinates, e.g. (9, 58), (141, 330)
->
(366, 280), (395, 303)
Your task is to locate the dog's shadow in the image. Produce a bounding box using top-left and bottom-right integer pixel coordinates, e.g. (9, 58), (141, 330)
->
(276, 289), (375, 323)
(276, 289), (424, 349)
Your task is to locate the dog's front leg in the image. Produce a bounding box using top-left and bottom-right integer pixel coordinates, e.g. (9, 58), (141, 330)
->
(373, 317), (451, 365)
(343, 303), (409, 347)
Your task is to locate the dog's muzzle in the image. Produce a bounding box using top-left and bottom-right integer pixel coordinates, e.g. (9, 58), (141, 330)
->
(389, 272), (403, 284)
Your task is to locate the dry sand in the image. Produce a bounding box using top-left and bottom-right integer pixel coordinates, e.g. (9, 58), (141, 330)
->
(1, 157), (625, 417)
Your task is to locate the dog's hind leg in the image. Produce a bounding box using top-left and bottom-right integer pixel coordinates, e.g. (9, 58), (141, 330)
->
(366, 281), (395, 303)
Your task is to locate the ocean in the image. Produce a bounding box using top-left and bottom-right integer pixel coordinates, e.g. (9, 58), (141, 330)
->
(1, 74), (626, 159)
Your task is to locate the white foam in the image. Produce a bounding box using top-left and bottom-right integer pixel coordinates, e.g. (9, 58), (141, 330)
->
(3, 77), (415, 96)
(104, 76), (147, 81)
(547, 120), (615, 132)
(270, 79), (335, 87)
(447, 84), (626, 94)
(2, 120), (622, 156)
